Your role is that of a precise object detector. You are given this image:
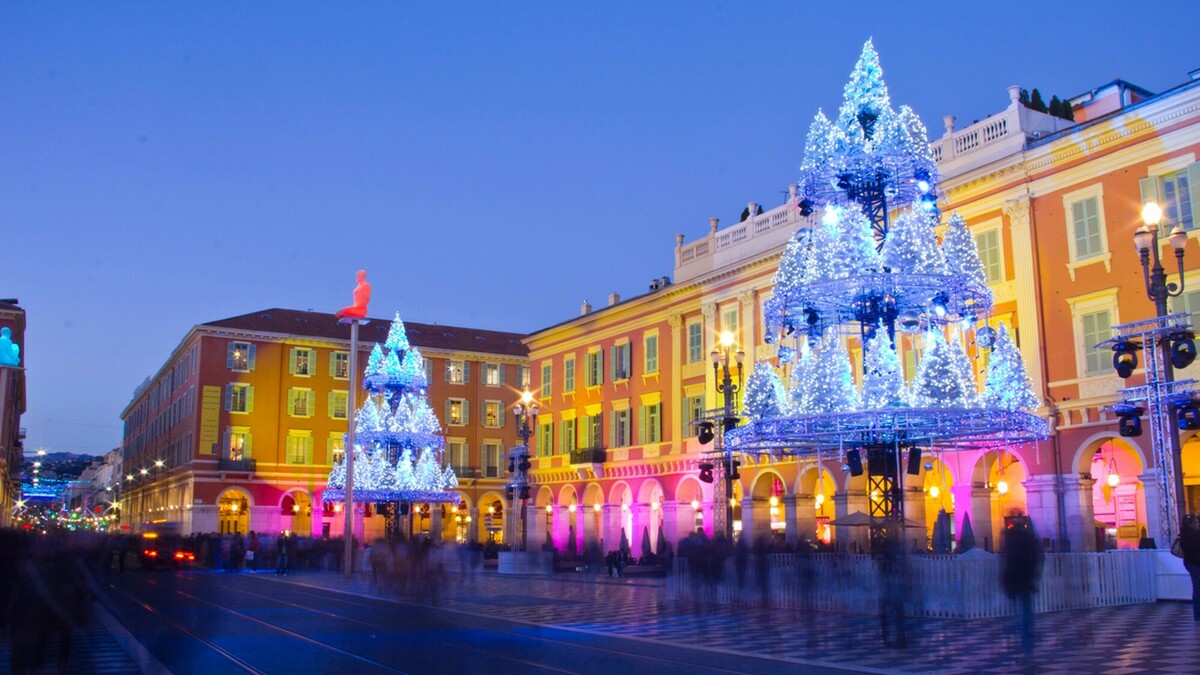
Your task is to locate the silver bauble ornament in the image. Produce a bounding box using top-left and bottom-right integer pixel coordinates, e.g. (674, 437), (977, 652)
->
(976, 326), (997, 349)
(898, 309), (922, 333)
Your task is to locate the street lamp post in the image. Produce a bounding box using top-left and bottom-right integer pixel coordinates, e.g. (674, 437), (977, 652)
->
(710, 331), (745, 542)
(509, 390), (538, 551)
(1133, 201), (1191, 540)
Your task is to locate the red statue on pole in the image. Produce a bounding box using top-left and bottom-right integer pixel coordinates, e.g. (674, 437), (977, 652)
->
(336, 269), (371, 319)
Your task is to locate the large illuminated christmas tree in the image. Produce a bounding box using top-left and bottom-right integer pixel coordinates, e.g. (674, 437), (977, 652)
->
(324, 313), (459, 505)
(734, 40), (1047, 534)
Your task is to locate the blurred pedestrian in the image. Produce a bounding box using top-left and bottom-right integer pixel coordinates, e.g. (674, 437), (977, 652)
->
(1179, 514), (1200, 622)
(246, 531), (259, 572)
(277, 532), (291, 576)
(1002, 515), (1044, 656)
(876, 527), (909, 649)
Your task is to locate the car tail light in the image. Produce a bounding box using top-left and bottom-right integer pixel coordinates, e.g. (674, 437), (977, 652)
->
(174, 551), (185, 560)
(143, 550), (158, 557)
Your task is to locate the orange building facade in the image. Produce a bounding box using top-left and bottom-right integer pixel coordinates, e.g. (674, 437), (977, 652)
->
(119, 308), (528, 541)
(524, 72), (1200, 556)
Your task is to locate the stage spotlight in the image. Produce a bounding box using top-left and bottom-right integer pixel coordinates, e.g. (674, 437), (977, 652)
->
(846, 449), (864, 476)
(1116, 405), (1145, 437)
(1176, 401), (1200, 430)
(1171, 332), (1196, 369)
(697, 422), (715, 445)
(698, 462), (715, 484)
(728, 459), (741, 481)
(798, 198), (814, 217)
(1112, 340), (1139, 379)
(836, 173), (852, 190)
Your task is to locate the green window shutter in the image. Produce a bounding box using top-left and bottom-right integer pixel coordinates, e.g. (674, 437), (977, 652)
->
(425, 358), (433, 383)
(463, 400), (470, 423)
(598, 350), (605, 384)
(224, 384), (233, 411)
(226, 344), (235, 369)
(653, 404), (662, 442)
(445, 361), (451, 382)
(222, 429), (230, 456)
(1140, 175), (1161, 209)
(246, 386), (254, 413)
(499, 403), (505, 428)
(305, 436), (314, 464)
(579, 415), (589, 448)
(288, 348), (298, 374)
(499, 364), (507, 385)
(329, 353), (336, 377)
(463, 362), (470, 383)
(244, 432), (252, 458)
(481, 402), (488, 426)
(610, 347), (618, 380)
(625, 344), (632, 377)
(307, 390), (316, 417)
(328, 392), (336, 418)
(445, 400), (451, 424)
(1188, 163), (1200, 228)
(638, 406), (647, 445)
(247, 345), (256, 370)
(609, 411), (616, 448)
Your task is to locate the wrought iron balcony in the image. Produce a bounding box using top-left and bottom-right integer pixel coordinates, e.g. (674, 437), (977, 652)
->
(218, 458), (256, 473)
(570, 447), (607, 465)
(453, 466), (481, 479)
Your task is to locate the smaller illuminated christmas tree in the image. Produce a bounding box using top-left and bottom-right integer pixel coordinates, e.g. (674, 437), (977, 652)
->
(861, 323), (907, 408)
(911, 331), (977, 408)
(880, 208), (946, 275)
(807, 332), (860, 414)
(942, 212), (990, 297)
(787, 347), (816, 415)
(743, 362), (785, 420)
(983, 324), (1040, 411)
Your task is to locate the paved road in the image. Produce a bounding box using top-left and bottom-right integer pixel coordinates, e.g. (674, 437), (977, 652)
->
(91, 567), (1200, 674)
(99, 570), (853, 674)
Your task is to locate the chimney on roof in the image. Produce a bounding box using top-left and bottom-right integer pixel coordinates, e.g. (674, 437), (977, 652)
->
(581, 300), (592, 316)
(608, 292), (620, 307)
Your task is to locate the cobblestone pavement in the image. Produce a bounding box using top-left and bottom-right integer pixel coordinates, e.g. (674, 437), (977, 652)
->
(283, 569), (1200, 674)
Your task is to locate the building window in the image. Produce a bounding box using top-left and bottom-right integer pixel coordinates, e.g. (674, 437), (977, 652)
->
(483, 363), (503, 386)
(447, 399), (467, 426)
(585, 415), (602, 448)
(290, 348), (314, 377)
(446, 361), (468, 384)
(287, 388), (315, 417)
(682, 396), (704, 438)
(612, 409), (631, 447)
(483, 442), (502, 478)
(585, 350), (605, 387)
(328, 434), (345, 464)
(225, 383), (253, 414)
(1161, 169), (1195, 231)
(331, 352), (350, 379)
(286, 432), (313, 465)
(329, 391), (348, 419)
(447, 441), (469, 476)
(688, 322), (703, 363)
(538, 421), (554, 458)
(644, 335), (659, 374)
(612, 343), (631, 380)
(722, 307), (739, 336)
(1081, 310), (1112, 377)
(541, 364), (552, 398)
(975, 228), (1004, 285)
(228, 342), (254, 372)
(1070, 196), (1104, 260)
(518, 365), (530, 388)
(564, 357), (576, 393)
(483, 400), (502, 428)
(639, 403), (662, 444)
(561, 418), (577, 454)
(226, 427), (251, 460)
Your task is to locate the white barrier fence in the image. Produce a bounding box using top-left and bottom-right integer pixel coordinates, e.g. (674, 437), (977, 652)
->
(667, 550), (1158, 619)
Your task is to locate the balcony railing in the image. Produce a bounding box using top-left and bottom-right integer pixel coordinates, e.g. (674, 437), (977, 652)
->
(570, 447), (607, 464)
(218, 458), (257, 473)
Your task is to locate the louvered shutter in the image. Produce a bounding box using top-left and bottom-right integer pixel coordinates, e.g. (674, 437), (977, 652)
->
(226, 344), (235, 369)
(609, 411), (616, 448)
(445, 400), (451, 425)
(481, 402), (488, 426)
(305, 436), (314, 464)
(329, 392), (336, 419)
(624, 344), (632, 378)
(463, 362), (470, 383)
(579, 415), (588, 449)
(463, 400), (470, 424)
(610, 347), (617, 380)
(638, 406), (647, 445)
(499, 364), (507, 385)
(244, 432), (253, 458)
(246, 386), (254, 413)
(598, 350), (605, 384)
(288, 348), (298, 374)
(248, 345), (257, 370)
(499, 403), (505, 428)
(224, 384), (233, 411)
(1140, 176), (1161, 218)
(222, 429), (230, 457)
(1188, 163), (1200, 228)
(445, 361), (451, 382)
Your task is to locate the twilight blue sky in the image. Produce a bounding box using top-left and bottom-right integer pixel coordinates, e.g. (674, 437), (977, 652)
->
(4, 2), (1200, 455)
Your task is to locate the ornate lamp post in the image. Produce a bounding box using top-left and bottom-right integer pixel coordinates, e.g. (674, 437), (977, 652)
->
(709, 331), (745, 541)
(1132, 201), (1192, 540)
(509, 390), (538, 551)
